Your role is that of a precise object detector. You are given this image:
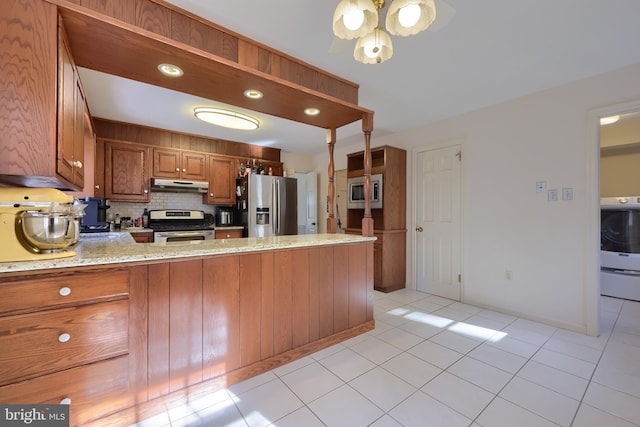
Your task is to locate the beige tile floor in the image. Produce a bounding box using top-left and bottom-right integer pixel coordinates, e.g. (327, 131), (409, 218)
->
(133, 290), (640, 426)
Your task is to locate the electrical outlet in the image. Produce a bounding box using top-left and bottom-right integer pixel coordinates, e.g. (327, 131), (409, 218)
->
(536, 181), (547, 193)
(547, 189), (558, 202)
(505, 270), (512, 280)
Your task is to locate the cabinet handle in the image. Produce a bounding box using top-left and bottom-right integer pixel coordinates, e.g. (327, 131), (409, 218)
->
(182, 168), (186, 172)
(143, 189), (148, 194)
(59, 287), (71, 297)
(73, 160), (83, 168)
(58, 333), (71, 343)
(95, 185), (100, 189)
(210, 193), (214, 197)
(60, 398), (71, 405)
(175, 168), (180, 172)
(226, 234), (231, 238)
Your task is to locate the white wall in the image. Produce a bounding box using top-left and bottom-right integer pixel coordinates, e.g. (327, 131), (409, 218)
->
(314, 61), (640, 335)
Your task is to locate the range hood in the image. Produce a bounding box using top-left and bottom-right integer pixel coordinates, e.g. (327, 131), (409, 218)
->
(151, 178), (209, 193)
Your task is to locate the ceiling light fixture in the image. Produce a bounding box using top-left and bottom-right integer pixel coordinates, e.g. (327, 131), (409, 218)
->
(600, 115), (620, 125)
(333, 0), (436, 64)
(157, 63), (184, 77)
(244, 89), (263, 99)
(194, 107), (259, 130)
(304, 107), (321, 116)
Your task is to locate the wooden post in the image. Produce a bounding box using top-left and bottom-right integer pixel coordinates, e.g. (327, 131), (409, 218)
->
(326, 128), (337, 233)
(361, 114), (374, 237)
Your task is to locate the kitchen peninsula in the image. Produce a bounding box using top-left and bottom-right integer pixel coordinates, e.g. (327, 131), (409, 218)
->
(0, 233), (375, 426)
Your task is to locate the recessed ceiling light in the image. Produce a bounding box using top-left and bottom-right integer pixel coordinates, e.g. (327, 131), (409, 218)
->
(194, 107), (259, 130)
(157, 63), (184, 77)
(600, 115), (620, 125)
(304, 107), (320, 116)
(244, 89), (263, 99)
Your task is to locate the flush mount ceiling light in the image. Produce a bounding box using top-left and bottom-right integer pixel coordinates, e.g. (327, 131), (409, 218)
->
(333, 0), (436, 64)
(304, 107), (321, 116)
(194, 107), (259, 130)
(157, 63), (184, 77)
(600, 115), (620, 125)
(244, 89), (263, 99)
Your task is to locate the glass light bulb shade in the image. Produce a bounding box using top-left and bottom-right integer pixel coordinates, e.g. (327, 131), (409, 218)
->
(333, 0), (378, 40)
(600, 115), (620, 125)
(194, 108), (259, 130)
(385, 0), (436, 37)
(354, 28), (393, 64)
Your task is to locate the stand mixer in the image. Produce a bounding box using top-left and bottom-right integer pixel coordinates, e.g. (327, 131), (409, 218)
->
(0, 187), (84, 262)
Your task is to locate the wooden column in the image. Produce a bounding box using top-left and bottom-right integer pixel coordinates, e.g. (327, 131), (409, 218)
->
(326, 128), (337, 233)
(361, 114), (374, 237)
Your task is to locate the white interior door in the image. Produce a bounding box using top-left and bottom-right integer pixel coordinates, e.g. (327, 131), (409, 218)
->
(415, 145), (462, 300)
(295, 172), (317, 234)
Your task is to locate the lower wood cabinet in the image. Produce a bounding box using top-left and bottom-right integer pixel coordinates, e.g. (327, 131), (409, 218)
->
(347, 229), (406, 292)
(0, 266), (148, 427)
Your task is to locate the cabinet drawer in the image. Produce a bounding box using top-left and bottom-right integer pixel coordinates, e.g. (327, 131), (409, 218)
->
(0, 300), (129, 385)
(0, 270), (128, 315)
(215, 229), (243, 239)
(0, 356), (130, 427)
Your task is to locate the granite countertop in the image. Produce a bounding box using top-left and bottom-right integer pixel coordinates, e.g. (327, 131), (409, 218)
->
(0, 233), (375, 274)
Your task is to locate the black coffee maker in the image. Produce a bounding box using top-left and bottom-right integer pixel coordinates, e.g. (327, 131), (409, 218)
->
(80, 197), (110, 232)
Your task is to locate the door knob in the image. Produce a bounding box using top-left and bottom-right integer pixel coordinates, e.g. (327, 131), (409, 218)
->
(416, 226), (424, 232)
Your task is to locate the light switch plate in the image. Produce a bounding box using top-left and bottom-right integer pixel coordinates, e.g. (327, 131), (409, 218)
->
(562, 188), (573, 201)
(548, 189), (558, 202)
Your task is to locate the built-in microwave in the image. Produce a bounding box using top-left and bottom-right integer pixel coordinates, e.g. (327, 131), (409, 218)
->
(347, 174), (383, 209)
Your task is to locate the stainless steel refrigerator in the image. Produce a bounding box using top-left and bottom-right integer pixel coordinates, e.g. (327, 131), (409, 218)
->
(248, 174), (297, 237)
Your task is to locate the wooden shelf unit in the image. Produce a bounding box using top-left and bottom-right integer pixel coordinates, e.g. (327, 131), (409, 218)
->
(346, 145), (406, 292)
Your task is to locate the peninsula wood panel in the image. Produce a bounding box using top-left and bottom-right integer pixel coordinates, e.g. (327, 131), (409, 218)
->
(203, 256), (241, 380)
(333, 245), (350, 333)
(147, 263), (170, 399)
(169, 260), (203, 392)
(273, 250), (294, 354)
(312, 246), (335, 339)
(78, 0), (136, 24)
(348, 243), (368, 328)
(136, 0), (171, 37)
(239, 254), (262, 366)
(128, 265), (149, 404)
(291, 249), (310, 348)
(260, 252), (275, 359)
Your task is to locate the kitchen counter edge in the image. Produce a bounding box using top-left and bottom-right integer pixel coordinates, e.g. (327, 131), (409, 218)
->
(0, 233), (376, 274)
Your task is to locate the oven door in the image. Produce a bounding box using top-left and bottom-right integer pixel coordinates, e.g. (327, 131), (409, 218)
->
(154, 229), (215, 243)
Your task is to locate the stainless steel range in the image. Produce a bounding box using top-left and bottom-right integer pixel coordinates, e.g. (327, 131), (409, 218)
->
(148, 209), (215, 243)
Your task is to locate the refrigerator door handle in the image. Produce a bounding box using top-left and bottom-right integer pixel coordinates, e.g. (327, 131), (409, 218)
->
(273, 179), (278, 235)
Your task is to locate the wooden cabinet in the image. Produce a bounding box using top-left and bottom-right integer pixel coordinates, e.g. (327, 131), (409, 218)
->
(152, 147), (207, 180)
(131, 231), (153, 243)
(104, 140), (150, 202)
(215, 228), (243, 239)
(204, 155), (236, 205)
(347, 145), (407, 292)
(56, 17), (86, 189)
(0, 1), (92, 191)
(0, 267), (147, 426)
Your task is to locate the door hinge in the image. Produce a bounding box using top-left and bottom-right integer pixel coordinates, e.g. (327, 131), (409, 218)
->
(456, 151), (462, 161)
(458, 274), (461, 283)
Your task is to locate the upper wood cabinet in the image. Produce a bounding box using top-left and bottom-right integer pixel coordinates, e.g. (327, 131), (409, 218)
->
(0, 1), (91, 191)
(104, 140), (150, 202)
(152, 148), (207, 181)
(204, 155), (236, 205)
(56, 17), (86, 189)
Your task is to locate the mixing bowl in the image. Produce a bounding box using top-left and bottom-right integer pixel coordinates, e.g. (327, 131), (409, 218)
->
(19, 211), (79, 252)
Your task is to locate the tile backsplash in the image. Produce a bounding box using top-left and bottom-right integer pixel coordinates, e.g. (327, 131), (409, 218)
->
(107, 192), (216, 222)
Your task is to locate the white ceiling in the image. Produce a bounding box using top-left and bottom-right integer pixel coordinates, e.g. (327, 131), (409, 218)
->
(80, 0), (640, 155)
